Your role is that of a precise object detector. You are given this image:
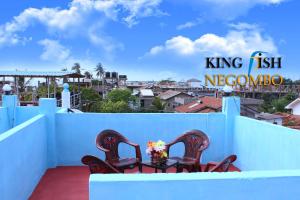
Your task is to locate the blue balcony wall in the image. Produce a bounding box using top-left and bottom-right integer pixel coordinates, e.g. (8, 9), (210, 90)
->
(233, 116), (300, 170)
(56, 113), (226, 165)
(90, 170), (300, 200)
(0, 107), (9, 133)
(15, 106), (39, 126)
(0, 114), (47, 200)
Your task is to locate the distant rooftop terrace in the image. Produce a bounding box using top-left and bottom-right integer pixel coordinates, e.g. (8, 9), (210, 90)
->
(1, 92), (300, 200)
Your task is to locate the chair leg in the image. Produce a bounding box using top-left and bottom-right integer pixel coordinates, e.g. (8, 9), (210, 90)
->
(138, 163), (143, 172)
(177, 166), (183, 173)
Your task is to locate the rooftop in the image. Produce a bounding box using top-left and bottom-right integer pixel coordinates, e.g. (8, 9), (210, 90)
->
(175, 96), (222, 113)
(158, 90), (191, 100)
(1, 93), (300, 200)
(255, 112), (283, 120)
(139, 89), (154, 97)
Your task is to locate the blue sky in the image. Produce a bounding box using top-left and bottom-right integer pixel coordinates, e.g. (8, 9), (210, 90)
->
(0, 0), (299, 81)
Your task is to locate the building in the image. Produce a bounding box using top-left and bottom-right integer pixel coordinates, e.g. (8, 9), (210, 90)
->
(187, 78), (202, 88)
(175, 96), (222, 113)
(240, 98), (263, 118)
(133, 89), (155, 110)
(158, 90), (193, 112)
(255, 112), (283, 125)
(285, 98), (300, 115)
(94, 71), (127, 97)
(276, 112), (300, 130)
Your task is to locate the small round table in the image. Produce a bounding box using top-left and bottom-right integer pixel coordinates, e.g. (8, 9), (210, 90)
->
(141, 159), (179, 173)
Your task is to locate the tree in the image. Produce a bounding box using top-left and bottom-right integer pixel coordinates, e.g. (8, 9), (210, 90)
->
(81, 88), (101, 102)
(99, 100), (131, 113)
(260, 93), (277, 112)
(61, 68), (68, 83)
(270, 93), (297, 113)
(72, 63), (81, 74)
(151, 97), (165, 112)
(81, 88), (102, 112)
(84, 71), (92, 79)
(106, 89), (135, 103)
(95, 63), (105, 92)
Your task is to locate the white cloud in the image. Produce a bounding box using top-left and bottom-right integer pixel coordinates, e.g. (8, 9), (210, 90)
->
(0, 0), (163, 47)
(147, 23), (278, 57)
(176, 18), (203, 30)
(38, 39), (71, 62)
(173, 0), (286, 20)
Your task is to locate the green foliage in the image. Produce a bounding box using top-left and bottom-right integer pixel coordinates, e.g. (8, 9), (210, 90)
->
(37, 86), (62, 98)
(99, 100), (131, 113)
(261, 93), (297, 113)
(260, 93), (277, 112)
(151, 97), (165, 111)
(91, 80), (102, 85)
(106, 89), (135, 103)
(271, 93), (297, 113)
(81, 88), (101, 102)
(158, 78), (175, 84)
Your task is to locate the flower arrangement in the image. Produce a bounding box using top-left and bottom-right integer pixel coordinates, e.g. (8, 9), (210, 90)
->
(146, 140), (168, 164)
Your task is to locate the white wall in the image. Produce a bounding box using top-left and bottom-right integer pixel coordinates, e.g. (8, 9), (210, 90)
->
(291, 103), (300, 115)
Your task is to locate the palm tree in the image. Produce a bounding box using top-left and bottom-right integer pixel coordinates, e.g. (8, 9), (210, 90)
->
(84, 71), (92, 79)
(61, 68), (68, 83)
(95, 63), (105, 96)
(72, 63), (81, 74)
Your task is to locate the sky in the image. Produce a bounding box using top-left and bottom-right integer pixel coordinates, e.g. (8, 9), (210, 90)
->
(0, 0), (299, 81)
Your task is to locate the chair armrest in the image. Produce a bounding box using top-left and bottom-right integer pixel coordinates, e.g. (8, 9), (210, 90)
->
(204, 162), (218, 172)
(124, 141), (139, 147)
(165, 141), (177, 156)
(195, 145), (208, 164)
(124, 141), (142, 162)
(96, 144), (110, 153)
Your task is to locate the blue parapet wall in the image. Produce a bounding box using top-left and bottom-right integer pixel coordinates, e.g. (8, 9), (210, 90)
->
(15, 106), (40, 126)
(0, 114), (47, 200)
(90, 171), (300, 200)
(0, 107), (9, 134)
(1, 96), (300, 200)
(56, 112), (226, 165)
(233, 116), (300, 170)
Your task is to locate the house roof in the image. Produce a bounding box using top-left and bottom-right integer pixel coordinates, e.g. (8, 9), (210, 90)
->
(140, 89), (154, 97)
(255, 113), (283, 120)
(158, 90), (191, 100)
(175, 96), (222, 113)
(285, 98), (300, 109)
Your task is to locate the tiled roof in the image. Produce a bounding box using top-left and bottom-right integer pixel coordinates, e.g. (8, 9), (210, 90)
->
(255, 113), (283, 120)
(158, 90), (184, 100)
(175, 96), (222, 113)
(140, 89), (154, 97)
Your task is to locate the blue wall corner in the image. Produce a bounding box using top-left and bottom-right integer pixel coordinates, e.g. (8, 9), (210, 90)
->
(39, 98), (57, 168)
(222, 96), (240, 156)
(2, 95), (18, 128)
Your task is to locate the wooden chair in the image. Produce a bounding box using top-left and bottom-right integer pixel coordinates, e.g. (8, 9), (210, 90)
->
(166, 130), (209, 172)
(96, 129), (142, 173)
(204, 155), (237, 172)
(81, 155), (120, 174)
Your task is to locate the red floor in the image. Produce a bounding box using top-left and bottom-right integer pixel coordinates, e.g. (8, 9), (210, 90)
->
(30, 165), (240, 200)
